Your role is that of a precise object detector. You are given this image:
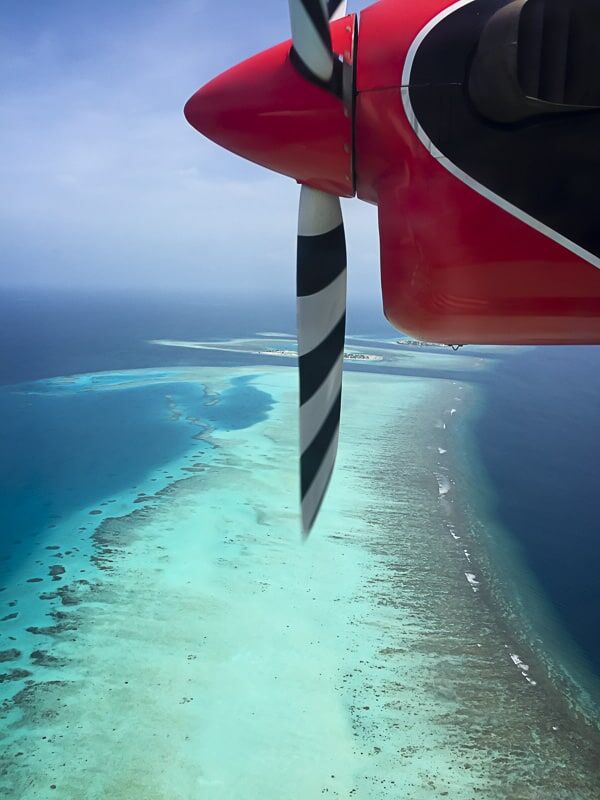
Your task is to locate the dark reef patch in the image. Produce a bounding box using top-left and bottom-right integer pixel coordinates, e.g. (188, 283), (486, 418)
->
(91, 510), (152, 571)
(39, 591), (58, 602)
(48, 565), (65, 582)
(0, 649), (21, 663)
(0, 669), (32, 683)
(26, 610), (77, 638)
(30, 650), (66, 668)
(9, 679), (72, 728)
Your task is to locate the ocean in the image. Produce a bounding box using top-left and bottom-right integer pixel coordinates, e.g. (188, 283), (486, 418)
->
(472, 346), (600, 678)
(0, 286), (598, 798)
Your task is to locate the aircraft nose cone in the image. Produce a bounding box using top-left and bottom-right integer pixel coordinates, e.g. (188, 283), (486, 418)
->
(184, 38), (353, 197)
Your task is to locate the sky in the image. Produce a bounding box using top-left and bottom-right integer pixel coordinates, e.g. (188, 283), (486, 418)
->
(0, 0), (380, 301)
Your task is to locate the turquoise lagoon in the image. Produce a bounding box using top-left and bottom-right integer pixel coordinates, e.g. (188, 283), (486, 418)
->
(0, 338), (599, 799)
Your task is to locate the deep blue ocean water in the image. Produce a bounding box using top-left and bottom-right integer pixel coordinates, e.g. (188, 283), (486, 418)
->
(0, 376), (273, 561)
(0, 287), (278, 589)
(471, 346), (600, 676)
(0, 287), (598, 682)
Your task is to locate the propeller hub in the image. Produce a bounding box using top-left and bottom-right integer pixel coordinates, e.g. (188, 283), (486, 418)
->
(184, 18), (355, 197)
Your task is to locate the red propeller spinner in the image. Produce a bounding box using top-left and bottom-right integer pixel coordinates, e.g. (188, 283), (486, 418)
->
(184, 17), (355, 198)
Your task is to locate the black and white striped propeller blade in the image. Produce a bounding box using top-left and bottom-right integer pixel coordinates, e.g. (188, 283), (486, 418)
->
(288, 2), (349, 532)
(327, 0), (348, 21)
(288, 0), (347, 83)
(297, 186), (347, 534)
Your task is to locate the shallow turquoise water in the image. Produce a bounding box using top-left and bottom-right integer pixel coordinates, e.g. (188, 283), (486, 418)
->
(0, 285), (599, 796)
(0, 372), (273, 583)
(1, 365), (598, 800)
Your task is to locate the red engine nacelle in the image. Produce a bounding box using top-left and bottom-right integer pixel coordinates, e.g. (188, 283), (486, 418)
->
(185, 0), (600, 345)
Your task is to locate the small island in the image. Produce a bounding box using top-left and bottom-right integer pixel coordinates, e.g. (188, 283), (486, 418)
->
(343, 351), (383, 362)
(257, 349), (297, 357)
(259, 349), (383, 362)
(397, 339), (452, 349)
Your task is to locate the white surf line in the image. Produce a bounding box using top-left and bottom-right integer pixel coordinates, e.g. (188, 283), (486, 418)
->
(255, 332), (296, 339)
(463, 549), (471, 564)
(509, 651), (538, 686)
(151, 339), (299, 359)
(436, 474), (451, 496)
(465, 572), (480, 592)
(150, 338), (252, 352)
(446, 523), (460, 541)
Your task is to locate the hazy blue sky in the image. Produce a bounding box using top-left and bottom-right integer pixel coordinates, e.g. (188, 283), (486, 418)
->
(0, 0), (380, 300)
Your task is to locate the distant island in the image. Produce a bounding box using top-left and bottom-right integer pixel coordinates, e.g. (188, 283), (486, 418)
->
(397, 339), (451, 348)
(344, 351), (383, 362)
(259, 349), (383, 362)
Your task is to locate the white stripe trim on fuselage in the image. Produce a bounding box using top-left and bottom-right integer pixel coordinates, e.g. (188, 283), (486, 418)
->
(401, 0), (600, 271)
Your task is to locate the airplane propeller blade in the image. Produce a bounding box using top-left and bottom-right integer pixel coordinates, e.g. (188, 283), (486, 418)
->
(288, 0), (336, 83)
(327, 0), (348, 21)
(297, 185), (347, 534)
